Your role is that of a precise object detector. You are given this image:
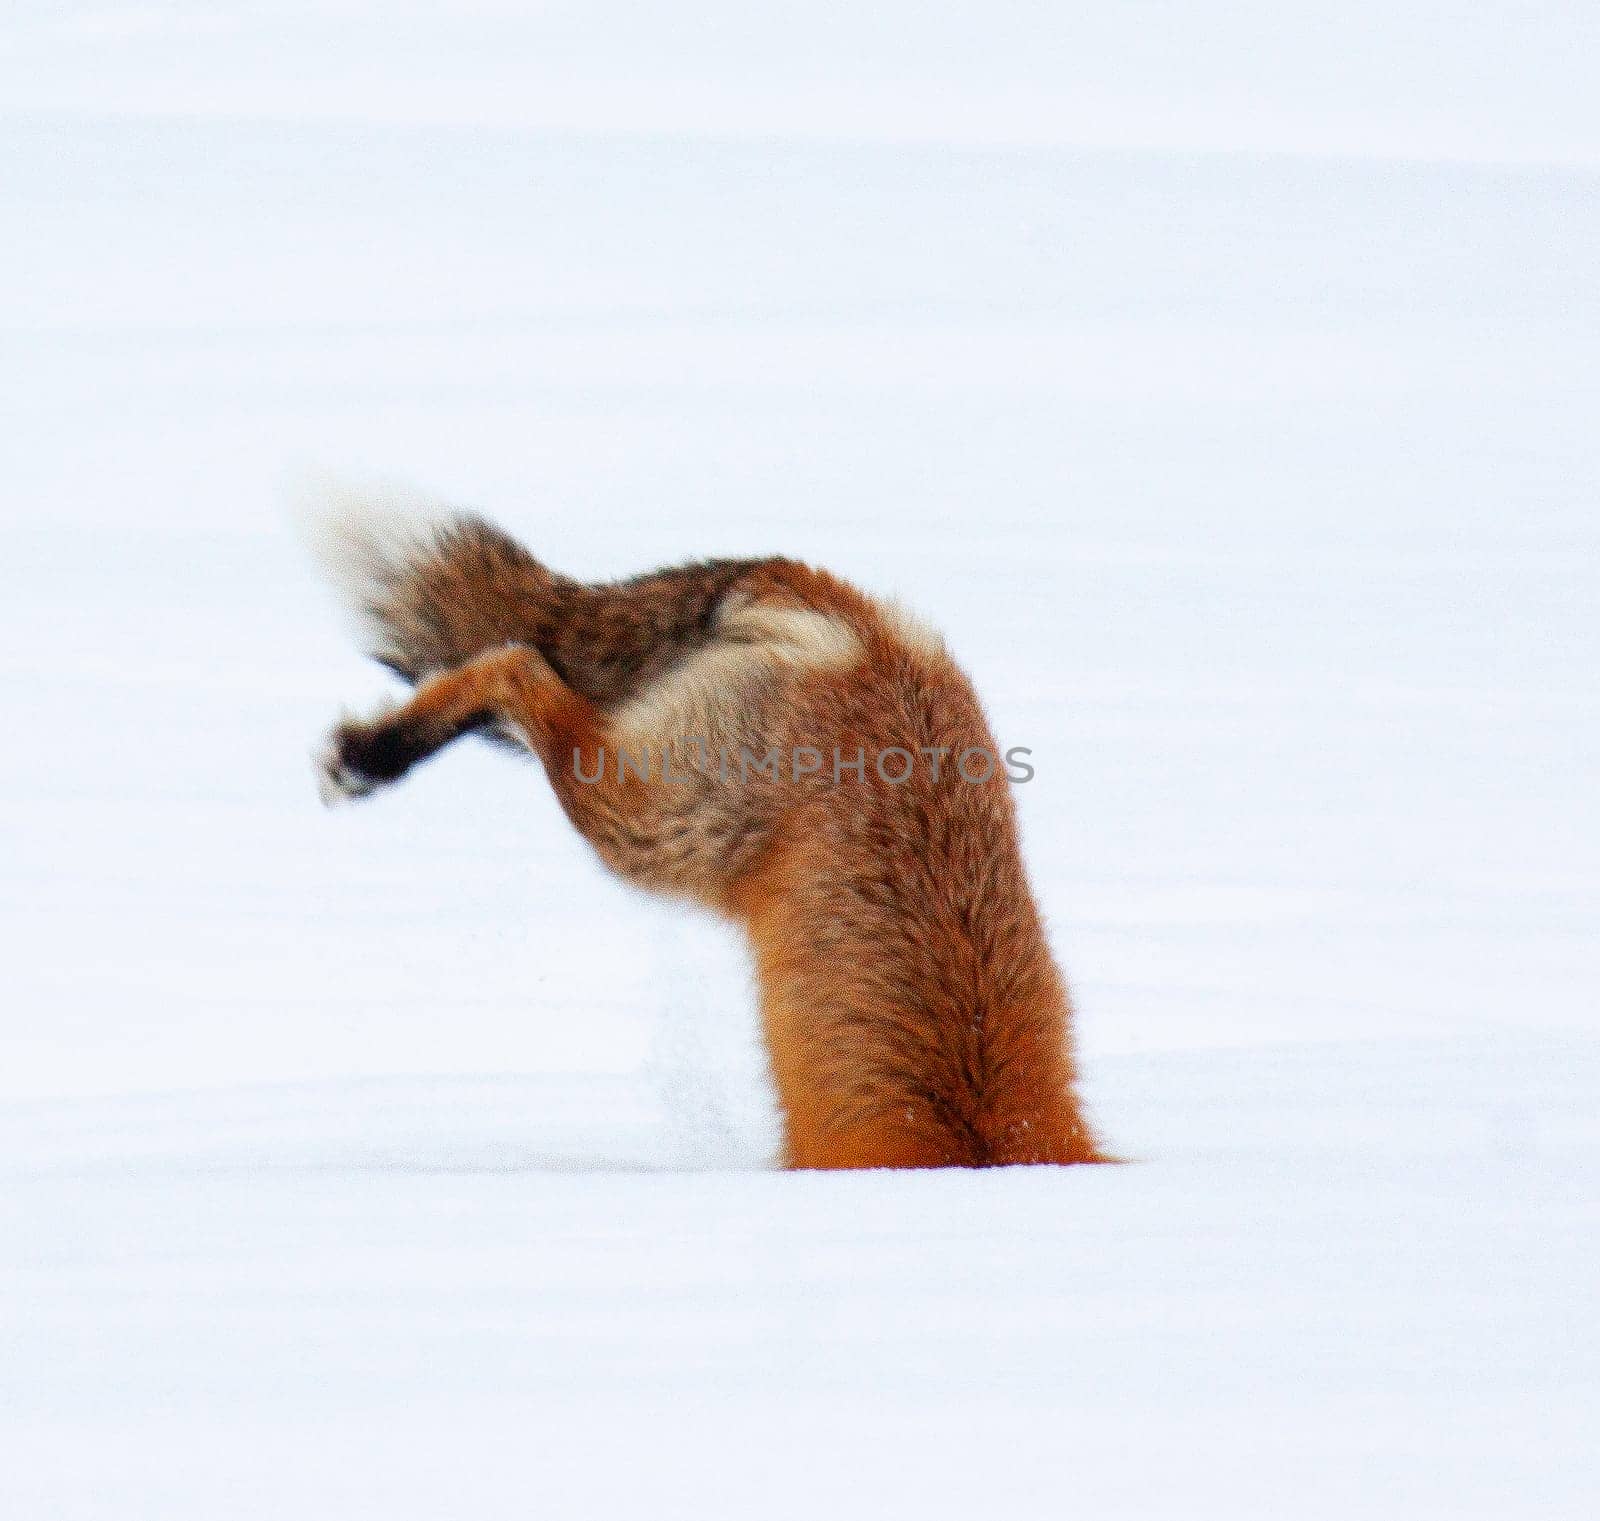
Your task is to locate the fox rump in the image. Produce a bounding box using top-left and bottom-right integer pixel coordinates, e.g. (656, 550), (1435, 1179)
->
(306, 486), (1107, 1170)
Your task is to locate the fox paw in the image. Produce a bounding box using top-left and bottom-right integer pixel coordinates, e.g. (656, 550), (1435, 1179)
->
(315, 731), (373, 805)
(313, 709), (401, 806)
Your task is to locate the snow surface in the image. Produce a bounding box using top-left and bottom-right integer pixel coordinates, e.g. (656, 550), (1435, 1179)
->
(3, 5), (1599, 1516)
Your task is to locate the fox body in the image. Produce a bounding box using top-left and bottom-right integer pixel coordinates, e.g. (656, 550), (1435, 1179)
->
(309, 491), (1105, 1169)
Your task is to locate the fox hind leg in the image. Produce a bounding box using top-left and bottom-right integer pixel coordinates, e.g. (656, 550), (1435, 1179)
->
(316, 635), (777, 909)
(316, 643), (562, 805)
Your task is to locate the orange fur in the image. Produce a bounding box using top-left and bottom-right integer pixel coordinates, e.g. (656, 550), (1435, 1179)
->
(310, 503), (1108, 1169)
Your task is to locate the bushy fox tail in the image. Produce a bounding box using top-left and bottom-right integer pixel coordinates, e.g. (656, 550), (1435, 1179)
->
(300, 481), (766, 704)
(300, 481), (563, 682)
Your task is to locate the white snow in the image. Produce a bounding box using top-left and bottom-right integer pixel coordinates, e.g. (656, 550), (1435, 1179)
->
(2, 5), (1598, 1516)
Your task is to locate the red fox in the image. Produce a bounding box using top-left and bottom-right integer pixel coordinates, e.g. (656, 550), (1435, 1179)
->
(307, 487), (1107, 1170)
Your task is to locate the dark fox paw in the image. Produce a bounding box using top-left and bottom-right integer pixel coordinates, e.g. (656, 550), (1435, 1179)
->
(314, 709), (402, 806)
